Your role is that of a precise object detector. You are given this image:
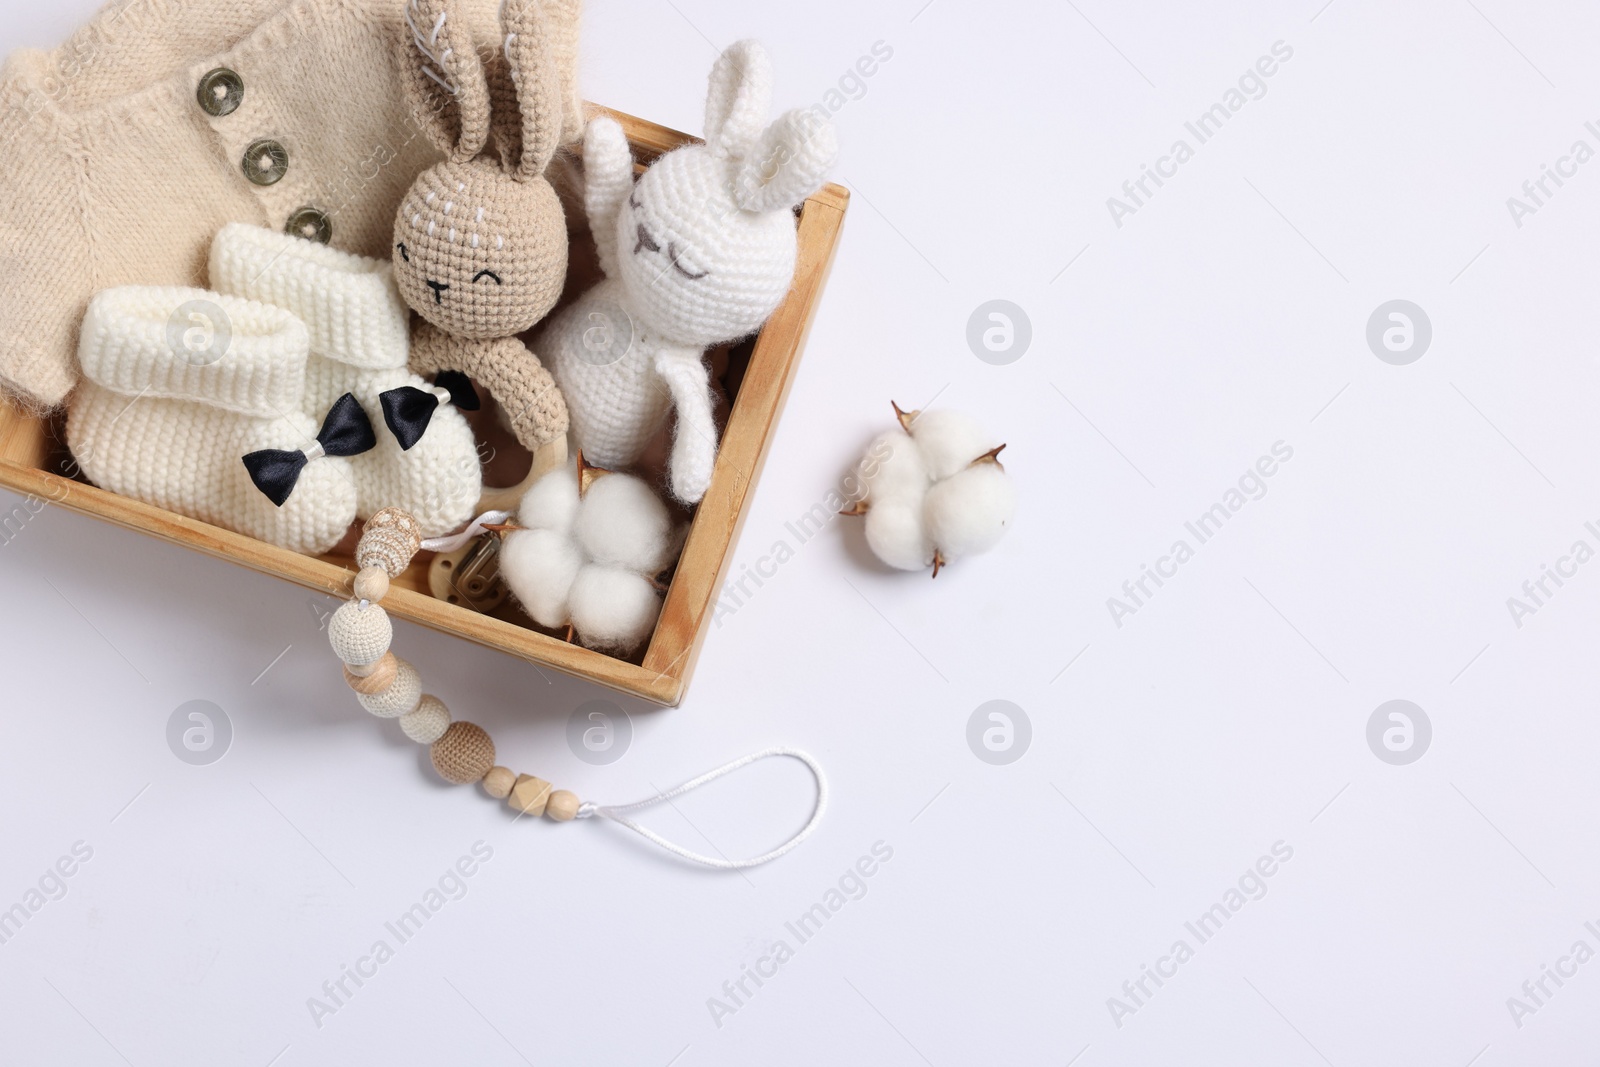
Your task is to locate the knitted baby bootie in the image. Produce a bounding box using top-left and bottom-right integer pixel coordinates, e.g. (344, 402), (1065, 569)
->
(67, 287), (362, 554)
(209, 224), (483, 538)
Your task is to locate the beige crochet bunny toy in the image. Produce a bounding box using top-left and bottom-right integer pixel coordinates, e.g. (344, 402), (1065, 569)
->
(540, 41), (838, 504)
(392, 0), (575, 500)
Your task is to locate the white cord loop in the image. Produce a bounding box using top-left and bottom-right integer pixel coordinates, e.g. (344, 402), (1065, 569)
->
(578, 747), (827, 869)
(420, 509), (514, 553)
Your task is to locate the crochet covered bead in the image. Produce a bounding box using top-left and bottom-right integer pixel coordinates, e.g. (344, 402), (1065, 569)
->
(400, 695), (452, 743)
(430, 722), (496, 784)
(328, 601), (393, 666)
(356, 658), (422, 717)
(355, 508), (424, 577)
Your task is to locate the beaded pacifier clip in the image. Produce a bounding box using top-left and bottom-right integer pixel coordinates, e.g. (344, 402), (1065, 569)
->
(324, 508), (826, 868)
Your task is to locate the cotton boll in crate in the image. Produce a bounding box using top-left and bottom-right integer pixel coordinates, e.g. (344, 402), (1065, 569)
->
(848, 403), (1015, 576)
(498, 456), (682, 654)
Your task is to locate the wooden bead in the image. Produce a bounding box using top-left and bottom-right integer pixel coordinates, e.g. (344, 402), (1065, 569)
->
(343, 652), (397, 694)
(508, 775), (551, 816)
(481, 766), (516, 799)
(353, 566), (390, 603)
(430, 722), (495, 784)
(546, 789), (580, 822)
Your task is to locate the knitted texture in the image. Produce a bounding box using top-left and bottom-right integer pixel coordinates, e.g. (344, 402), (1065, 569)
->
(409, 320), (568, 451)
(392, 0), (576, 458)
(355, 507), (425, 577)
(541, 42), (837, 503)
(394, 162), (567, 340)
(430, 721), (495, 783)
(357, 658), (422, 717)
(67, 287), (359, 555)
(76, 286), (306, 416)
(0, 0), (581, 411)
(400, 695), (451, 743)
(210, 223), (482, 536)
(328, 600), (393, 666)
(209, 224), (410, 370)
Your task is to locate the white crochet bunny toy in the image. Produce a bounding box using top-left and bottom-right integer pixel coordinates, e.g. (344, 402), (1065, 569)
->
(393, 0), (574, 486)
(540, 40), (838, 504)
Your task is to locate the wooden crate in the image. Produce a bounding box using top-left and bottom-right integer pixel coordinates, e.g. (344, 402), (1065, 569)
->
(0, 107), (849, 707)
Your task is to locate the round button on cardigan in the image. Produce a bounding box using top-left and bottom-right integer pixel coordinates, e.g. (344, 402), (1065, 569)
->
(196, 67), (244, 117)
(242, 138), (289, 185)
(0, 0), (583, 411)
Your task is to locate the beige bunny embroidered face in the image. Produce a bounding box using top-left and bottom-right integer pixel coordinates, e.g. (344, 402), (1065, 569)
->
(395, 160), (566, 340)
(391, 0), (569, 341)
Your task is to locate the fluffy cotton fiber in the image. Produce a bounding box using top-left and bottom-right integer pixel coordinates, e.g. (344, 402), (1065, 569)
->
(859, 408), (1016, 574)
(499, 464), (680, 654)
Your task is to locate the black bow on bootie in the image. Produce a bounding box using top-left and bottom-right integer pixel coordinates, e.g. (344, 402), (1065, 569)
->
(378, 371), (481, 451)
(242, 392), (377, 507)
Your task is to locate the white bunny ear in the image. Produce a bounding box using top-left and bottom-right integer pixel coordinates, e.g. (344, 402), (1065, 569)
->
(703, 40), (772, 160)
(734, 109), (838, 213)
(581, 116), (635, 279)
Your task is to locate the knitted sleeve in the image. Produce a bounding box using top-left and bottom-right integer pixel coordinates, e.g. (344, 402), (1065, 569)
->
(0, 94), (93, 410)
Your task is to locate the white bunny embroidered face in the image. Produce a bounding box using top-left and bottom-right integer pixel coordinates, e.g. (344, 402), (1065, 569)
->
(606, 42), (838, 349)
(612, 149), (797, 347)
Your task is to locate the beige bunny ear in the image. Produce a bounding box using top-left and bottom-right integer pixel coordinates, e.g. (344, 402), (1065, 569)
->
(501, 0), (563, 180)
(735, 109), (837, 213)
(403, 0), (492, 161)
(542, 0), (585, 145)
(704, 40), (772, 161)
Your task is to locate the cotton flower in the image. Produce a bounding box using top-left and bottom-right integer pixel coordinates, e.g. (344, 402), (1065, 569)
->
(849, 404), (1015, 576)
(498, 457), (681, 654)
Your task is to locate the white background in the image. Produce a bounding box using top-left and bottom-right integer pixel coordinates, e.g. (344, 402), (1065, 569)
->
(3, 0), (1599, 1063)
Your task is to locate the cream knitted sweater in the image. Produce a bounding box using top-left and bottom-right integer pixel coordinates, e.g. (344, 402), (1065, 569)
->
(0, 0), (582, 411)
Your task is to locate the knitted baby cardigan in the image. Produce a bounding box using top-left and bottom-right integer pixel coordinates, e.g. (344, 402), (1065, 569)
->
(0, 0), (583, 411)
